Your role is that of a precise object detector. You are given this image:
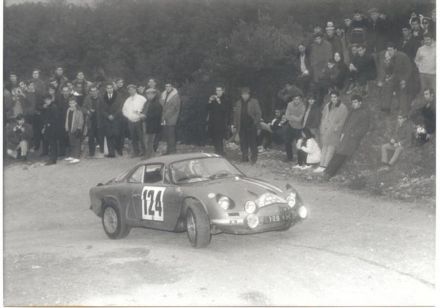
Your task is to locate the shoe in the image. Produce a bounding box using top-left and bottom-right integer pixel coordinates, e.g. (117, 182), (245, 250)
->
(45, 161), (56, 166)
(64, 157), (74, 161)
(292, 164), (302, 169)
(313, 166), (325, 173)
(301, 165), (312, 170)
(105, 154), (115, 158)
(69, 158), (80, 164)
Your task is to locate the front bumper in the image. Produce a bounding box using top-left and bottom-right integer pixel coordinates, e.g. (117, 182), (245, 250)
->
(211, 203), (306, 235)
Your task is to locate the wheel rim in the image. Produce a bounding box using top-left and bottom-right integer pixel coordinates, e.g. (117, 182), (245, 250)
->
(187, 210), (197, 243)
(103, 207), (118, 234)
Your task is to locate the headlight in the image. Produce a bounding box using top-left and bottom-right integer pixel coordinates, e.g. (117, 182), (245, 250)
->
(286, 192), (297, 208)
(298, 206), (308, 219)
(245, 201), (257, 214)
(246, 214), (259, 229)
(218, 196), (231, 210)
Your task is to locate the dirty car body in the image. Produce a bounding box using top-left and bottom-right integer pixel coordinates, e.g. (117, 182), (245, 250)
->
(89, 153), (308, 247)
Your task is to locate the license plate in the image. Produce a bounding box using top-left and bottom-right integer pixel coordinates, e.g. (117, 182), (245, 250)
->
(263, 214), (291, 224)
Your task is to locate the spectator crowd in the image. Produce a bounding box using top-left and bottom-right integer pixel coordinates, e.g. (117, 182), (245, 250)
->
(3, 8), (436, 180)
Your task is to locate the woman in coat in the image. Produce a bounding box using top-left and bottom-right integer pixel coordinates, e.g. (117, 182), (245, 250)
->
(314, 91), (348, 173)
(294, 128), (321, 170)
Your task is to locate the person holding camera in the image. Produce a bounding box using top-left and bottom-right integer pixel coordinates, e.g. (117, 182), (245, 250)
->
(6, 114), (33, 161)
(207, 86), (230, 156)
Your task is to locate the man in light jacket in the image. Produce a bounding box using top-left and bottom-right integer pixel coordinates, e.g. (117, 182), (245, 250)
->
(324, 95), (370, 179)
(161, 82), (181, 154)
(414, 34), (436, 97)
(122, 84), (147, 157)
(314, 91), (348, 173)
(284, 94), (305, 162)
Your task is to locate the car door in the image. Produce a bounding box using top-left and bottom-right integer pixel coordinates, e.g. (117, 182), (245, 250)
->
(130, 163), (183, 231)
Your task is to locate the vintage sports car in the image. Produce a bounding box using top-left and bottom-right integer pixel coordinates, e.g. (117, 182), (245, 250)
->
(89, 153), (308, 248)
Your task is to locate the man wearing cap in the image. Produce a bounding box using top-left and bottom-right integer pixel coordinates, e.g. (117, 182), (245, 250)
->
(284, 94), (306, 162)
(232, 87), (262, 164)
(377, 42), (413, 114)
(161, 83), (181, 154)
(122, 84), (147, 157)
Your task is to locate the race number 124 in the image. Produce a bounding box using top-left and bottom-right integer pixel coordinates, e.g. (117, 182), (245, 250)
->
(141, 186), (165, 221)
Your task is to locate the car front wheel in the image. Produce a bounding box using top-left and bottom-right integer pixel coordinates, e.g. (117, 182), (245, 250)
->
(185, 200), (211, 248)
(102, 202), (131, 239)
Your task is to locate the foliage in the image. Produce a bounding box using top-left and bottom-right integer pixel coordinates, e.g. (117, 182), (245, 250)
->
(4, 0), (434, 144)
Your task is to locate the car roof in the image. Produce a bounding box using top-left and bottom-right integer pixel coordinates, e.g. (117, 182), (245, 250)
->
(138, 152), (222, 166)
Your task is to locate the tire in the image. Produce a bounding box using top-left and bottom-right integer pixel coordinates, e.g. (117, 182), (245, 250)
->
(185, 200), (211, 248)
(102, 202), (131, 239)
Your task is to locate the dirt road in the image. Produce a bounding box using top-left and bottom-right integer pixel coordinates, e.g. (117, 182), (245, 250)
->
(3, 155), (436, 306)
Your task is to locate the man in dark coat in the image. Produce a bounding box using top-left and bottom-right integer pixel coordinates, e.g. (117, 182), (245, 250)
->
(41, 95), (61, 165)
(398, 26), (421, 61)
(99, 82), (124, 157)
(31, 69), (46, 97)
(57, 85), (72, 156)
(324, 95), (370, 178)
(349, 44), (376, 92)
(366, 8), (390, 53)
(377, 42), (414, 115)
(142, 88), (163, 159)
(294, 43), (313, 97)
(232, 87), (262, 164)
(207, 86), (230, 155)
(82, 85), (104, 157)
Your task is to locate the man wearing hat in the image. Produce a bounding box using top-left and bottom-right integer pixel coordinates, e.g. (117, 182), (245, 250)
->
(122, 84), (147, 157)
(232, 87), (262, 164)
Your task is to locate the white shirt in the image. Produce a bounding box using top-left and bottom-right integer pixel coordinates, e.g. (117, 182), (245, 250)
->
(122, 93), (147, 122)
(415, 43), (436, 75)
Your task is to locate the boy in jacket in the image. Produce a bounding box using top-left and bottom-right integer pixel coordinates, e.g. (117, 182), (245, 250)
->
(65, 96), (84, 164)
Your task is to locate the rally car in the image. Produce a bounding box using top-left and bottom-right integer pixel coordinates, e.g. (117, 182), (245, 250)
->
(89, 153), (308, 248)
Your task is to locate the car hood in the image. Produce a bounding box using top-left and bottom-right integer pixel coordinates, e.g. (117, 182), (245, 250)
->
(181, 176), (288, 209)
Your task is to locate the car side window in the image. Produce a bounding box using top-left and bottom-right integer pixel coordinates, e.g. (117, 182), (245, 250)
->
(128, 166), (145, 183)
(143, 164), (163, 184)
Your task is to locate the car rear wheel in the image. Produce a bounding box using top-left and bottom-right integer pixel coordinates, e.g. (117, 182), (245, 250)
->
(102, 202), (130, 239)
(185, 200), (211, 248)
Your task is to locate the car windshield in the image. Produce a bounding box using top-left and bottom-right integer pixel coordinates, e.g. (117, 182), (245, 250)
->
(170, 157), (242, 184)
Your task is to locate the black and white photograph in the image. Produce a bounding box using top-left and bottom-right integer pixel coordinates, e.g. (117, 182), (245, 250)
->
(1, 0), (438, 306)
